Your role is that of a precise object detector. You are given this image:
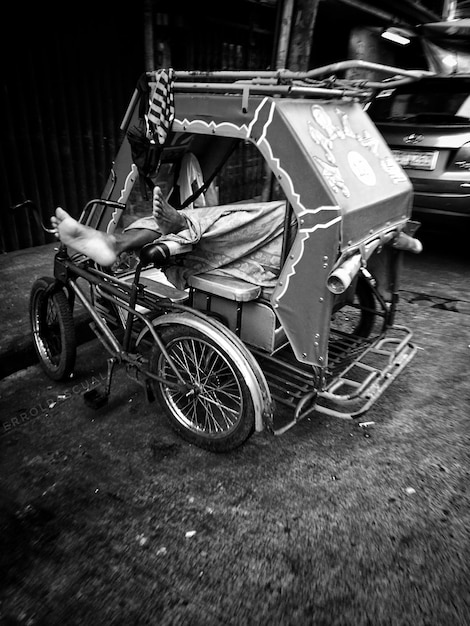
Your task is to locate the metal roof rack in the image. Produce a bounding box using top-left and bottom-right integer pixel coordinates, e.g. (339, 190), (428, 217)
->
(147, 60), (432, 100)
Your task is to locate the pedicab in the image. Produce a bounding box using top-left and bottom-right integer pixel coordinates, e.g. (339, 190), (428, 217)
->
(29, 60), (425, 452)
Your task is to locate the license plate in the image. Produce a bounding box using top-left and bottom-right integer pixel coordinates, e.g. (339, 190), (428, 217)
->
(392, 149), (438, 171)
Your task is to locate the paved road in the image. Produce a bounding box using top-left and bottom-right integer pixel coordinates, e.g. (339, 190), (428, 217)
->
(1, 224), (469, 625)
(401, 226), (470, 313)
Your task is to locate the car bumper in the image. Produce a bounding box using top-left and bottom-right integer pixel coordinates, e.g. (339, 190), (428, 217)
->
(411, 182), (470, 220)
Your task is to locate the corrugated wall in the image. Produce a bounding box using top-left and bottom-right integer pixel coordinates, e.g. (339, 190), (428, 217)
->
(1, 2), (145, 252)
(1, 1), (277, 253)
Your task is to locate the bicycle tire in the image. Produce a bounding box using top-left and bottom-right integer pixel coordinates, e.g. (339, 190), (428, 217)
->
(331, 274), (377, 338)
(150, 323), (256, 452)
(30, 276), (76, 380)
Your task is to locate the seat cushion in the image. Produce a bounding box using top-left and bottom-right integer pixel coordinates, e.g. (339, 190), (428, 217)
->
(188, 273), (261, 302)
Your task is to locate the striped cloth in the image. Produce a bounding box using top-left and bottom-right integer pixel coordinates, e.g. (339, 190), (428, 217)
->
(146, 68), (175, 145)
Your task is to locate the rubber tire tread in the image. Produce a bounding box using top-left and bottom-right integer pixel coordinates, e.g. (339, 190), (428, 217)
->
(30, 276), (76, 380)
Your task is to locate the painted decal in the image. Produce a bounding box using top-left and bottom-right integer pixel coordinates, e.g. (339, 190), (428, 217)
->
(313, 156), (350, 197)
(308, 120), (335, 164)
(250, 100), (340, 220)
(118, 164), (138, 203)
(172, 118), (248, 137)
(106, 164), (138, 234)
(172, 97), (275, 141)
(356, 130), (380, 157)
(347, 151), (376, 187)
(251, 99), (276, 147)
(307, 104), (408, 190)
(311, 105), (345, 141)
(336, 108), (356, 140)
(273, 212), (341, 306)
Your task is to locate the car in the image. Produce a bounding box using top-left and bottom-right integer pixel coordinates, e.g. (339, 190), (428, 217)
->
(366, 74), (470, 228)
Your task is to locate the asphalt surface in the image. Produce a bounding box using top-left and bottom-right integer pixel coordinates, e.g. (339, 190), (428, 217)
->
(1, 227), (469, 625)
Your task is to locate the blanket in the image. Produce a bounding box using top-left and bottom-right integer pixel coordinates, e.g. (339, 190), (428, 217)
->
(127, 200), (291, 290)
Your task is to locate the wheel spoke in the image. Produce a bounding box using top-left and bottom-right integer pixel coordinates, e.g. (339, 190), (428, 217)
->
(150, 322), (258, 451)
(170, 339), (199, 383)
(196, 396), (221, 432)
(159, 332), (243, 434)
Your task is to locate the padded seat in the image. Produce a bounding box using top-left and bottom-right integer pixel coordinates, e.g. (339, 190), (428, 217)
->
(188, 273), (261, 302)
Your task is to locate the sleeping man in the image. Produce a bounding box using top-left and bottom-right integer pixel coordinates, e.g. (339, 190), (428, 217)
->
(51, 185), (291, 291)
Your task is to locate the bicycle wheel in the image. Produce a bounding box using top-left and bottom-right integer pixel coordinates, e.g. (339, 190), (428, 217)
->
(330, 274), (376, 338)
(30, 277), (76, 380)
(150, 323), (256, 452)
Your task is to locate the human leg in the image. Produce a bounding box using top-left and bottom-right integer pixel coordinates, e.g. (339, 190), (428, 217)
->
(51, 207), (119, 266)
(51, 207), (163, 266)
(114, 228), (161, 254)
(152, 186), (187, 235)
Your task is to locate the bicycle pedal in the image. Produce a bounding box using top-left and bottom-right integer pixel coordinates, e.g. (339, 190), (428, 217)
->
(83, 387), (109, 409)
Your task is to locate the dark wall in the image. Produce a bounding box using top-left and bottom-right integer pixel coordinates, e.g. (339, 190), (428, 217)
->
(164, 0), (278, 70)
(1, 1), (145, 251)
(0, 0), (277, 252)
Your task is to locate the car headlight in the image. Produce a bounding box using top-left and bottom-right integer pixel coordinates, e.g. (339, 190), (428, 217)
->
(450, 142), (470, 172)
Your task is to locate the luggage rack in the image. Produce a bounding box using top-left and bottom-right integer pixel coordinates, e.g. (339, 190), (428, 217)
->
(121, 61), (432, 135)
(166, 61), (430, 99)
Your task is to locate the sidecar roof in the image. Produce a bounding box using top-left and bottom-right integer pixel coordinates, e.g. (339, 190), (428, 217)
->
(155, 74), (413, 253)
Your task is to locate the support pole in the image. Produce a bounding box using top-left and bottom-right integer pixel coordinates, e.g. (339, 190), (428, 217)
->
(275, 0), (295, 69)
(287, 0), (320, 72)
(144, 0), (154, 72)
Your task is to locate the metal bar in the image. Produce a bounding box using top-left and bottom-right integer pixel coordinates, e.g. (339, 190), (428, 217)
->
(120, 88), (140, 132)
(275, 0), (295, 69)
(315, 342), (418, 419)
(169, 61), (430, 83)
(173, 82), (365, 99)
(68, 280), (122, 355)
(66, 261), (189, 387)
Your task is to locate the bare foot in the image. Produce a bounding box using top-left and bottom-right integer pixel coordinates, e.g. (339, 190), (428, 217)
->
(51, 207), (118, 266)
(152, 186), (187, 235)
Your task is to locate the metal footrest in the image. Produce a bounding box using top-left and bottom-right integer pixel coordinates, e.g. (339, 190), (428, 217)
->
(316, 324), (417, 419)
(253, 347), (316, 412)
(254, 324), (417, 433)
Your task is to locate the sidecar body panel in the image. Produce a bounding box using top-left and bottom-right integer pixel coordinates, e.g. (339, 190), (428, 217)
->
(93, 74), (415, 368)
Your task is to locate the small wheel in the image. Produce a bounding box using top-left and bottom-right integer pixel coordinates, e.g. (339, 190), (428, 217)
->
(30, 277), (76, 380)
(150, 324), (256, 452)
(331, 274), (376, 338)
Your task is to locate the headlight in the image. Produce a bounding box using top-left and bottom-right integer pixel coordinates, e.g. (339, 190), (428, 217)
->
(450, 142), (470, 172)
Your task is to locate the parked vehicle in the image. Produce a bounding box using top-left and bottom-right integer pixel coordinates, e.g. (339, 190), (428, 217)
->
(366, 74), (470, 227)
(29, 61), (424, 452)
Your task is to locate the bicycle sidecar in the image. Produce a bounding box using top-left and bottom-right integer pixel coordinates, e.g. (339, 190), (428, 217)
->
(30, 61), (425, 451)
